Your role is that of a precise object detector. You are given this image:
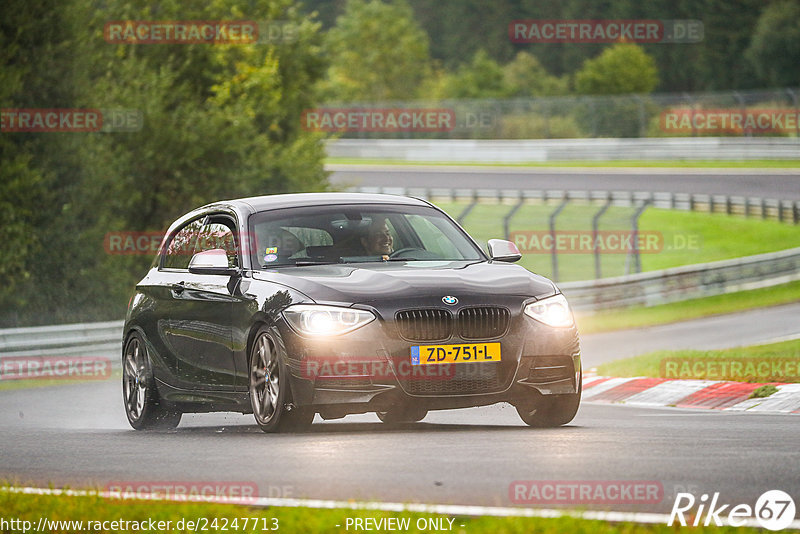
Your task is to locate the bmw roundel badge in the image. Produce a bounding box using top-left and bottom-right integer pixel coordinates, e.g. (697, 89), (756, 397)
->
(442, 296), (458, 305)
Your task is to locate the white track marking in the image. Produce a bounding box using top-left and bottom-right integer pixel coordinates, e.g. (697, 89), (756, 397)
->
(3, 486), (799, 529)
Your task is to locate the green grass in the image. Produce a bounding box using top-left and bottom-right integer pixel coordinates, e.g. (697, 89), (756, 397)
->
(0, 489), (769, 534)
(750, 384), (779, 398)
(595, 338), (800, 383)
(575, 280), (800, 334)
(327, 158), (800, 168)
(432, 202), (800, 282)
(0, 371), (120, 392)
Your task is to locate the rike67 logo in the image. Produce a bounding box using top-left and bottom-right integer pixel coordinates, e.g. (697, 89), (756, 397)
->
(669, 490), (796, 530)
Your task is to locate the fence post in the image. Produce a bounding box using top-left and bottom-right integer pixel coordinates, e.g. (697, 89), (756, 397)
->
(456, 191), (478, 225)
(683, 92), (696, 137)
(549, 194), (570, 282)
(592, 193), (612, 279)
(626, 199), (652, 275)
(503, 194), (525, 241)
(543, 101), (551, 139)
(733, 91), (748, 137)
(588, 98), (598, 137)
(788, 88), (800, 137)
(634, 94), (646, 137)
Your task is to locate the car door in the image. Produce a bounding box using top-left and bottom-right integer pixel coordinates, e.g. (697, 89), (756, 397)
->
(159, 214), (240, 390)
(148, 216), (204, 386)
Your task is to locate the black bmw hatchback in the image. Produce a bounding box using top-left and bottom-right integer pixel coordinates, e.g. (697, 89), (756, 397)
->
(122, 193), (581, 432)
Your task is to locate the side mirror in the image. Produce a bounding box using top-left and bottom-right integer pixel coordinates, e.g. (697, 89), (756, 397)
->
(188, 249), (240, 276)
(487, 239), (522, 263)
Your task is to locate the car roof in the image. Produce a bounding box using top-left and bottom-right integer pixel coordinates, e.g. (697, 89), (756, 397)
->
(206, 192), (431, 214)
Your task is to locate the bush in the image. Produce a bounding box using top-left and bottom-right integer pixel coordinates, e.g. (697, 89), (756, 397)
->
(499, 113), (586, 139)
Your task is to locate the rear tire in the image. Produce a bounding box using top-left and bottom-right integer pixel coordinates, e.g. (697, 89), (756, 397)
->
(249, 326), (314, 433)
(122, 333), (182, 430)
(376, 405), (428, 424)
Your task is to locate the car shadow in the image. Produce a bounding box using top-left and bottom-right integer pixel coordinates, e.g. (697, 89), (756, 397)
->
(165, 420), (584, 435)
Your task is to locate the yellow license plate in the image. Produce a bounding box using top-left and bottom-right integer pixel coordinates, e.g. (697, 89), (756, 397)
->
(411, 343), (501, 365)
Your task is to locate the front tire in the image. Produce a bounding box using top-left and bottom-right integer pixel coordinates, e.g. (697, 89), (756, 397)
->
(376, 405), (428, 424)
(249, 327), (313, 433)
(122, 333), (182, 430)
(516, 381), (581, 428)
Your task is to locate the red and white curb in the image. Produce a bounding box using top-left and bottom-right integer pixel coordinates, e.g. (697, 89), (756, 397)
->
(582, 375), (800, 413)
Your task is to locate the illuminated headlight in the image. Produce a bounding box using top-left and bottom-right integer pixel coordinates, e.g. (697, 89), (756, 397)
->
(283, 304), (376, 336)
(524, 294), (574, 328)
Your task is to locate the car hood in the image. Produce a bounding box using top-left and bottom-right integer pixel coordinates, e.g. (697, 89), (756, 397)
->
(251, 261), (556, 305)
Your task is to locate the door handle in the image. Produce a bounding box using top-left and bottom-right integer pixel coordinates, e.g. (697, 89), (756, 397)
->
(170, 282), (186, 294)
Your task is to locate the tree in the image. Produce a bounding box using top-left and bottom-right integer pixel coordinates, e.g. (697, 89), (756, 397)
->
(0, 0), (93, 325)
(1, 0), (330, 326)
(320, 0), (431, 101)
(574, 43), (658, 95)
(695, 0), (764, 90)
(503, 52), (568, 97)
(425, 50), (509, 99)
(745, 0), (800, 87)
(411, 0), (518, 69)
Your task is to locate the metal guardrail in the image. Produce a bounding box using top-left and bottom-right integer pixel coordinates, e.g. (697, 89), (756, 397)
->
(561, 246), (800, 310)
(327, 138), (800, 161)
(350, 186), (800, 225)
(0, 320), (123, 358)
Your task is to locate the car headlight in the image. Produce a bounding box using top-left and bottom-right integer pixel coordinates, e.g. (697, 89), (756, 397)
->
(524, 294), (574, 328)
(283, 304), (376, 336)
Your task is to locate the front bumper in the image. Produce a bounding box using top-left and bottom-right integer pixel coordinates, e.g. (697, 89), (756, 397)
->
(280, 301), (581, 415)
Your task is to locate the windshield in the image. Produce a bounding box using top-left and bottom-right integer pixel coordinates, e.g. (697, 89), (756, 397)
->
(248, 203), (484, 268)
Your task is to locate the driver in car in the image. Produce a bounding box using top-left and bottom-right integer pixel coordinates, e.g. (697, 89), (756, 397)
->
(361, 218), (394, 256)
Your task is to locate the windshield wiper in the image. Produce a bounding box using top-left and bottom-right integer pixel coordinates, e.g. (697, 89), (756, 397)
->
(291, 259), (340, 266)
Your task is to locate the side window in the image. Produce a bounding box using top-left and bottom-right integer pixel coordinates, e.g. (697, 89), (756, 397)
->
(162, 219), (204, 270)
(195, 220), (238, 268)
